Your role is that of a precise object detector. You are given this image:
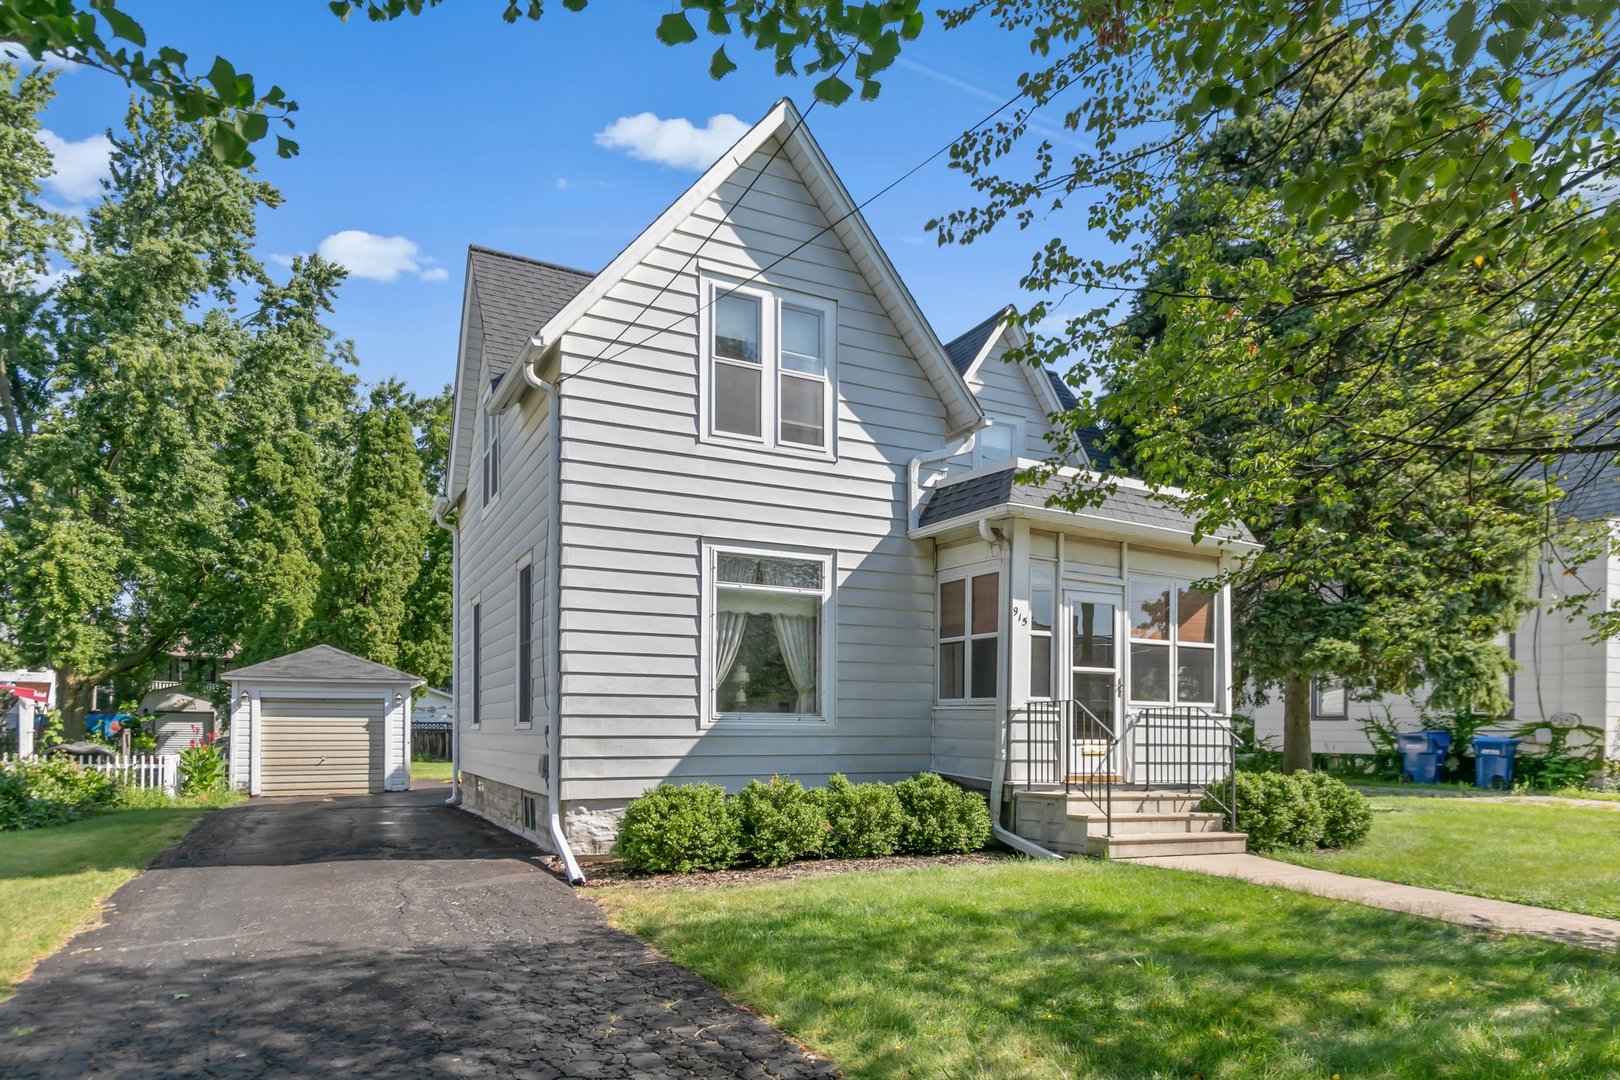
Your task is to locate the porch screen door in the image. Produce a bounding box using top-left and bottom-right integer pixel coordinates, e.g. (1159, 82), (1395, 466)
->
(1066, 590), (1120, 739)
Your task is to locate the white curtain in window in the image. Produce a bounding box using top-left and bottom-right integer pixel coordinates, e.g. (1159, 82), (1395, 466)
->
(714, 611), (748, 690)
(772, 613), (818, 714)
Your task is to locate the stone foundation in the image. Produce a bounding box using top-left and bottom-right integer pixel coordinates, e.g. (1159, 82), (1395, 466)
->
(459, 772), (552, 851)
(564, 801), (628, 857)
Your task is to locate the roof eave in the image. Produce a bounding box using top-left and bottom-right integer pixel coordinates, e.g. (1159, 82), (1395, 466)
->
(910, 499), (1262, 553)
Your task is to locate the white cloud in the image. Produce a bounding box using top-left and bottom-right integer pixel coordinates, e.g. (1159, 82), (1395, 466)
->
(268, 253), (300, 269)
(315, 230), (445, 283)
(37, 128), (112, 204)
(594, 113), (750, 171)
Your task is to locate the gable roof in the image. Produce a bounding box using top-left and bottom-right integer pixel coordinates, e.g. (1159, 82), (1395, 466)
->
(468, 246), (595, 386)
(485, 99), (983, 436)
(943, 309), (1008, 376)
(917, 464), (1257, 548)
(226, 644), (422, 686)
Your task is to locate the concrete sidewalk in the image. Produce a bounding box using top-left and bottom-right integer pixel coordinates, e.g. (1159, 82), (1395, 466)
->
(1136, 852), (1620, 951)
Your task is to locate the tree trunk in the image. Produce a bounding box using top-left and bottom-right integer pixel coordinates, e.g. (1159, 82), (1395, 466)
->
(1282, 674), (1314, 774)
(57, 672), (96, 742)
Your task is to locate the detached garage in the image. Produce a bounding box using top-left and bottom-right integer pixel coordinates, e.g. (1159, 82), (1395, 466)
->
(226, 645), (422, 796)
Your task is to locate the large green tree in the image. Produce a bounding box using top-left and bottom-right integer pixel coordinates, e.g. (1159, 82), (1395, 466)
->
(1111, 45), (1555, 769)
(310, 393), (432, 670)
(398, 386), (454, 688)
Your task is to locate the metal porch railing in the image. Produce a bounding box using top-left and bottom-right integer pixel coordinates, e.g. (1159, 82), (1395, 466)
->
(1004, 699), (1117, 835)
(1003, 702), (1242, 837)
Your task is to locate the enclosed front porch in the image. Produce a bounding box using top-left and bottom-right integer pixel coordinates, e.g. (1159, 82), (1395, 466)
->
(912, 463), (1257, 857)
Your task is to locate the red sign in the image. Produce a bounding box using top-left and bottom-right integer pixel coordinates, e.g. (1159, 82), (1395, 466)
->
(0, 684), (47, 703)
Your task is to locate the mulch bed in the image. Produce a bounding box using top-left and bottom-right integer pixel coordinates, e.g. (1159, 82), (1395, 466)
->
(553, 850), (1011, 890)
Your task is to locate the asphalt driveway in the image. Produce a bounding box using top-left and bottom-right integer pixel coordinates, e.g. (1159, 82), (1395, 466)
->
(0, 788), (837, 1079)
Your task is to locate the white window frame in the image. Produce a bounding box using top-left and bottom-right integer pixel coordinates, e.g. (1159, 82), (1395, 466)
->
(699, 276), (837, 459)
(701, 541), (835, 728)
(1028, 559), (1056, 700)
(973, 417), (1024, 469)
(480, 390), (500, 515)
(515, 557), (534, 730)
(1125, 577), (1219, 708)
(936, 565), (1002, 704)
(1312, 676), (1348, 721)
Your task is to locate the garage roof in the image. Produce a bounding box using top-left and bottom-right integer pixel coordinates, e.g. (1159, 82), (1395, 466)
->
(226, 645), (423, 686)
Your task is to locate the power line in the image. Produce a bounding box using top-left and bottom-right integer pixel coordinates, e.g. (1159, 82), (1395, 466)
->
(563, 76), (1039, 382)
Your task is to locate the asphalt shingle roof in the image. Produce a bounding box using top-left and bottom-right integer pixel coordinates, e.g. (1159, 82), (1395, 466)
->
(226, 645), (422, 685)
(942, 308), (1008, 376)
(917, 464), (1256, 544)
(467, 246), (595, 384)
(1558, 451), (1620, 522)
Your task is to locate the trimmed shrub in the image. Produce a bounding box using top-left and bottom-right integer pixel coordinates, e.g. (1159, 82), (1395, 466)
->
(615, 783), (740, 874)
(818, 773), (904, 859)
(894, 772), (992, 854)
(1298, 771), (1373, 848)
(1209, 772), (1325, 851)
(0, 756), (119, 831)
(734, 776), (827, 867)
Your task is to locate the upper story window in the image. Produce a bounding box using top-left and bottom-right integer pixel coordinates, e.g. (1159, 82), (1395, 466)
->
(939, 570), (1000, 701)
(707, 544), (833, 725)
(481, 397), (500, 507)
(706, 279), (835, 454)
(974, 418), (1022, 468)
(1126, 577), (1217, 706)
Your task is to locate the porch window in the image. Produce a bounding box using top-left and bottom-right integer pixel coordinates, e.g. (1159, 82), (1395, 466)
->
(939, 571), (999, 700)
(705, 279), (835, 453)
(709, 546), (832, 722)
(1029, 561), (1055, 697)
(1127, 578), (1218, 706)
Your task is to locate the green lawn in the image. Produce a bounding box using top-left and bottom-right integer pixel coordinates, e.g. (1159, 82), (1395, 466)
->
(600, 860), (1620, 1079)
(1, 808), (208, 997)
(411, 758), (454, 783)
(1273, 796), (1620, 918)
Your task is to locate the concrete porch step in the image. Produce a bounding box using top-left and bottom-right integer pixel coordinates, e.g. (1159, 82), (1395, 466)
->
(1068, 810), (1226, 835)
(1071, 791), (1208, 815)
(1089, 831), (1249, 859)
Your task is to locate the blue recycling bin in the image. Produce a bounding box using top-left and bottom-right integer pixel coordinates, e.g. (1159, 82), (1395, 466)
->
(1396, 730), (1451, 783)
(1472, 736), (1521, 789)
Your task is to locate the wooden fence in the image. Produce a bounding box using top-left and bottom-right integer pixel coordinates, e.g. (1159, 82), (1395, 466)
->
(2, 752), (180, 795)
(411, 725), (451, 761)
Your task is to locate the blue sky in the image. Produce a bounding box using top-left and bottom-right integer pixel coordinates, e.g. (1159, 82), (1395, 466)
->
(21, 2), (1114, 397)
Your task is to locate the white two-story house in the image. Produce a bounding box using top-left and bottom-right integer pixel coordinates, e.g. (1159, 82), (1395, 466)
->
(440, 101), (1259, 878)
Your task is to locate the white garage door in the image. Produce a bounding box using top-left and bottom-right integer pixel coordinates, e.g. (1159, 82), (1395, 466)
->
(259, 697), (384, 796)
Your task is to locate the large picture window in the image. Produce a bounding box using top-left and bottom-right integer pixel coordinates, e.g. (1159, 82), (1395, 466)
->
(1127, 577), (1218, 706)
(708, 546), (832, 723)
(705, 279), (835, 453)
(939, 571), (1000, 701)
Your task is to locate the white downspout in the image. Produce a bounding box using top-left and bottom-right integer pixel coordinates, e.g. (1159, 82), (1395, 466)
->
(431, 495), (461, 807)
(522, 344), (586, 886)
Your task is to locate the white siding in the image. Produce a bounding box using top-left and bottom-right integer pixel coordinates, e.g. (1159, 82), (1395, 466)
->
(945, 332), (1056, 475)
(455, 350), (556, 799)
(464, 139), (955, 805)
(1250, 544), (1619, 756)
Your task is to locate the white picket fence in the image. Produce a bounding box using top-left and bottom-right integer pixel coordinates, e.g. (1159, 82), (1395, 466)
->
(1, 752), (180, 795)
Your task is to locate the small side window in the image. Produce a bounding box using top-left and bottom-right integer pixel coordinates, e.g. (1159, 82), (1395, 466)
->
(482, 402), (500, 506)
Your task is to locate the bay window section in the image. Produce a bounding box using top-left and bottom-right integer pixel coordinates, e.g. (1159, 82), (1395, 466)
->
(710, 549), (831, 723)
(938, 570), (1000, 701)
(1128, 577), (1219, 706)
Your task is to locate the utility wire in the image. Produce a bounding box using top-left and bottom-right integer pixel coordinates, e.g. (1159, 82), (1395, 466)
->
(558, 56), (847, 387)
(562, 75), (1039, 383)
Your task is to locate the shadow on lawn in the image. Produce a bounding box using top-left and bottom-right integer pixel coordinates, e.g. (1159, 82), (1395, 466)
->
(610, 862), (1620, 1079)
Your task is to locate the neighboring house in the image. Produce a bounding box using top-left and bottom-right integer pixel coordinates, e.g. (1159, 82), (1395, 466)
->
(1251, 456), (1620, 764)
(414, 686), (454, 725)
(442, 100), (1259, 870)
